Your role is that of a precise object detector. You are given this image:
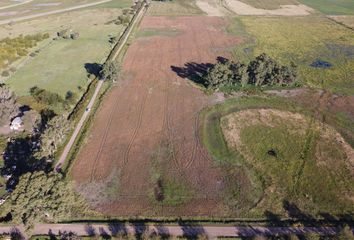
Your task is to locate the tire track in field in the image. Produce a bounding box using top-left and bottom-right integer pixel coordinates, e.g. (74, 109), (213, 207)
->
(89, 91), (120, 182)
(184, 22), (206, 170)
(121, 39), (162, 166)
(89, 42), (141, 182)
(158, 35), (184, 174)
(122, 91), (148, 165)
(160, 69), (183, 174)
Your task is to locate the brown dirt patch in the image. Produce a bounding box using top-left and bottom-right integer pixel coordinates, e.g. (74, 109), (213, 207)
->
(72, 16), (242, 217)
(196, 0), (225, 16)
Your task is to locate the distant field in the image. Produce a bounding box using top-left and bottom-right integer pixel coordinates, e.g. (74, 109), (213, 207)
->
(229, 16), (354, 95)
(148, 0), (203, 16)
(238, 0), (354, 15)
(238, 0), (299, 10)
(6, 7), (124, 99)
(201, 97), (354, 217)
(298, 0), (354, 15)
(0, 0), (25, 8)
(0, 0), (112, 21)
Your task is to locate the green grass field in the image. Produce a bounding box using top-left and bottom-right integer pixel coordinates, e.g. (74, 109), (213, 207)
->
(201, 97), (354, 217)
(239, 0), (298, 10)
(299, 0), (354, 15)
(239, 0), (354, 15)
(7, 10), (124, 99)
(229, 16), (354, 95)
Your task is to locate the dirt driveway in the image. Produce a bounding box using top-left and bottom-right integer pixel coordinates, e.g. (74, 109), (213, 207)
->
(72, 16), (242, 216)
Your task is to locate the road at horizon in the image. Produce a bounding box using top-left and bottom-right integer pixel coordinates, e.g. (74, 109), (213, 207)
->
(0, 0), (112, 26)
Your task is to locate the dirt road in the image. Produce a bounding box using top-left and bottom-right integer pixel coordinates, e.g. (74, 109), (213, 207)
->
(0, 224), (341, 238)
(0, 0), (112, 25)
(0, 0), (33, 11)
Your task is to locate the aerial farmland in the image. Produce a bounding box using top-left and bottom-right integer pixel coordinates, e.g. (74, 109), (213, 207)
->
(0, 0), (353, 239)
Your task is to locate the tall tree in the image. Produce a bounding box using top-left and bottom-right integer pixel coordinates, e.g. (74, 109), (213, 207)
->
(1, 171), (86, 229)
(100, 60), (120, 82)
(206, 61), (234, 89)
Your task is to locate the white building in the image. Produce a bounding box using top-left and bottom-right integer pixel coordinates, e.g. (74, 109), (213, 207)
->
(10, 117), (23, 131)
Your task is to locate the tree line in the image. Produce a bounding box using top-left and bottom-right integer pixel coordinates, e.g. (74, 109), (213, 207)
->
(205, 53), (298, 90)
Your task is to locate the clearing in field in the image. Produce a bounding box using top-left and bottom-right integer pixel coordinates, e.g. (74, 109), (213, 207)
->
(147, 0), (203, 16)
(224, 0), (312, 16)
(72, 15), (243, 217)
(201, 97), (354, 217)
(195, 0), (225, 17)
(237, 0), (299, 10)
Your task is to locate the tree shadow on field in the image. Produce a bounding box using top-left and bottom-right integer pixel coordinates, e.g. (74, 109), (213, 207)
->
(170, 62), (214, 87)
(282, 200), (316, 225)
(84, 63), (102, 77)
(264, 210), (284, 227)
(170, 56), (231, 87)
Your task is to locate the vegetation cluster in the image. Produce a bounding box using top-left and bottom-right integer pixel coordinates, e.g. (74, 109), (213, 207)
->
(0, 34), (49, 73)
(205, 54), (298, 90)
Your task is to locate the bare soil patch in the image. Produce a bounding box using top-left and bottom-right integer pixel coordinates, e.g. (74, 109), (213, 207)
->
(72, 16), (242, 217)
(225, 0), (313, 16)
(196, 0), (224, 16)
(328, 15), (354, 29)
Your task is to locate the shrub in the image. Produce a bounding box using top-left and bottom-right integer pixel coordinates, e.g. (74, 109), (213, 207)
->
(29, 86), (64, 105)
(100, 60), (120, 82)
(1, 70), (9, 77)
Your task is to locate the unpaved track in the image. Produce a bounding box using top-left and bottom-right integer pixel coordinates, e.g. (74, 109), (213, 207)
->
(0, 224), (342, 238)
(0, 0), (112, 25)
(72, 16), (242, 216)
(31, 224), (340, 238)
(0, 0), (33, 10)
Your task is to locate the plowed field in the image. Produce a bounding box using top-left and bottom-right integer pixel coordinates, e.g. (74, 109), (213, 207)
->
(72, 16), (242, 216)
